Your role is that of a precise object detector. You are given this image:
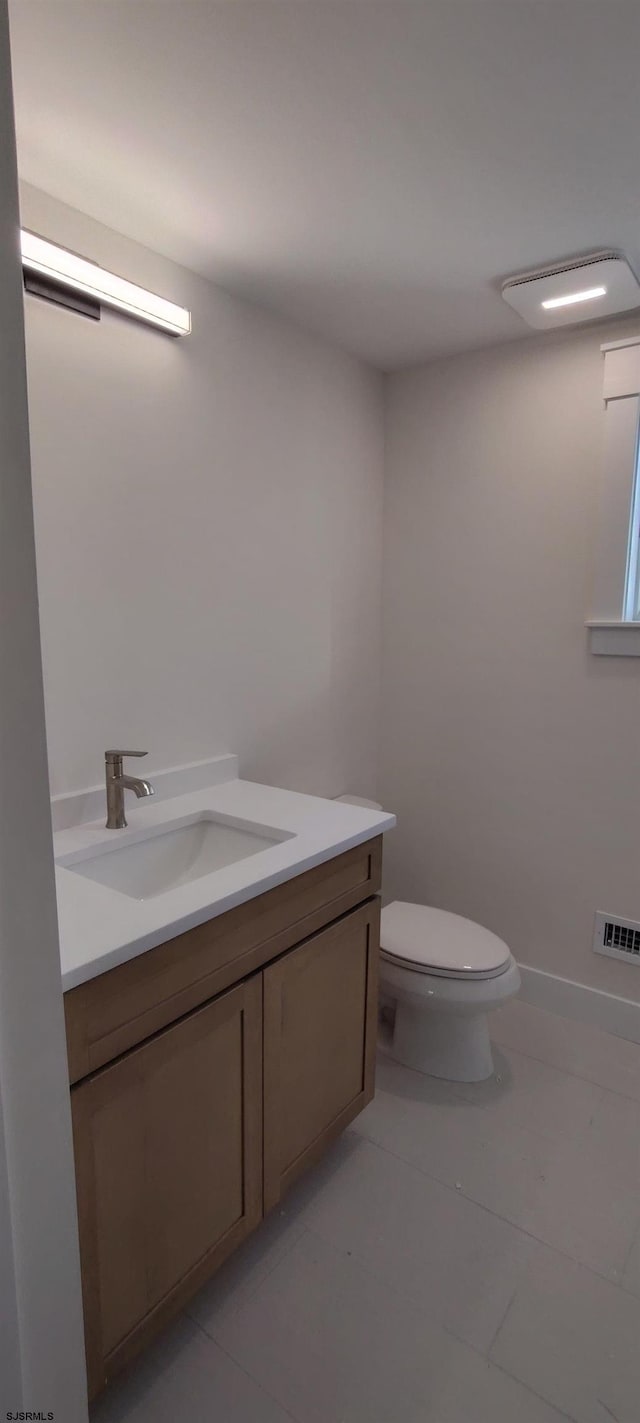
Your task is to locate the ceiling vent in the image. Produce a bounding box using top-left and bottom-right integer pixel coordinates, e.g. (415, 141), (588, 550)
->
(593, 911), (640, 965)
(502, 251), (640, 329)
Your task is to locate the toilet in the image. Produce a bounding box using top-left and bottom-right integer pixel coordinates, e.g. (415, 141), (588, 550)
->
(379, 901), (520, 1082)
(335, 796), (521, 1083)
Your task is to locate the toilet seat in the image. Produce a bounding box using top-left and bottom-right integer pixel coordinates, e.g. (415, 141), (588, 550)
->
(380, 952), (510, 982)
(380, 902), (511, 982)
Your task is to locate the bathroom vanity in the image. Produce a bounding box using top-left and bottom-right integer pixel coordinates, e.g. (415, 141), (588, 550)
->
(55, 765), (392, 1399)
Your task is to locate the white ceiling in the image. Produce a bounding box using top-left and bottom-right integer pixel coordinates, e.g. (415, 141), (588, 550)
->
(8, 0), (640, 369)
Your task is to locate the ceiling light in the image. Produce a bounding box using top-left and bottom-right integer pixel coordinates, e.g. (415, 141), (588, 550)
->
(542, 286), (606, 310)
(20, 231), (191, 335)
(502, 252), (640, 329)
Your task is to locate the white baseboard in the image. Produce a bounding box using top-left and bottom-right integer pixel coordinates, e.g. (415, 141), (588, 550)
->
(518, 963), (640, 1046)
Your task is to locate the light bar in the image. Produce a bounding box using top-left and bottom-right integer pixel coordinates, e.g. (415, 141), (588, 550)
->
(541, 286), (606, 310)
(20, 230), (191, 336)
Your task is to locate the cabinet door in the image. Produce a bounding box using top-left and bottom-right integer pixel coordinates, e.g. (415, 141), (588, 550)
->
(72, 976), (262, 1398)
(263, 898), (380, 1211)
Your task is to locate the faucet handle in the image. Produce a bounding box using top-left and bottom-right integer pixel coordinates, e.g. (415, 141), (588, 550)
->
(105, 749), (148, 759)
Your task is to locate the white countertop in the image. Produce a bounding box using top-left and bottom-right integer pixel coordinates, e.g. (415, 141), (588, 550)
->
(54, 771), (395, 990)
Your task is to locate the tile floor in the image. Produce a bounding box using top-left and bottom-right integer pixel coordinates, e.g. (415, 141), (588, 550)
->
(92, 998), (640, 1423)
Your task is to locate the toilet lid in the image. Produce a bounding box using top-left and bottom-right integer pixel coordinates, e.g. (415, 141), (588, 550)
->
(380, 902), (511, 979)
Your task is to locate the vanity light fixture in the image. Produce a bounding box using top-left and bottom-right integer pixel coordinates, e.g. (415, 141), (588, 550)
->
(20, 230), (191, 336)
(502, 251), (640, 329)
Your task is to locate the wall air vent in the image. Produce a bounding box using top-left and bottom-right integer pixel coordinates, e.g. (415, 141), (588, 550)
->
(502, 251), (640, 329)
(593, 911), (640, 964)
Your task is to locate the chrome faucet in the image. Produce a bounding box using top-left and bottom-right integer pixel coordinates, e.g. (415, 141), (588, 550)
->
(105, 750), (155, 829)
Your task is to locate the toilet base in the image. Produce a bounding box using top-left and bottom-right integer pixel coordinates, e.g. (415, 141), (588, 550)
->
(391, 1001), (494, 1082)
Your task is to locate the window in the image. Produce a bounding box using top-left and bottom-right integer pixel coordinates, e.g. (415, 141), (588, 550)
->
(588, 337), (640, 655)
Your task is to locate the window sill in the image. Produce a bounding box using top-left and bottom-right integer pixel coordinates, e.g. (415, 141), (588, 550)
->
(587, 621), (640, 656)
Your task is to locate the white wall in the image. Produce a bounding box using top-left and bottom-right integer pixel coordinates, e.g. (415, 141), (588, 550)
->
(0, 11), (87, 1417)
(20, 183), (384, 801)
(26, 172), (640, 1009)
(382, 315), (640, 1000)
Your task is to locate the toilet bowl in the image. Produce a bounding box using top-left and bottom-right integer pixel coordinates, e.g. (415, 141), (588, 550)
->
(380, 902), (520, 1082)
(334, 797), (521, 1083)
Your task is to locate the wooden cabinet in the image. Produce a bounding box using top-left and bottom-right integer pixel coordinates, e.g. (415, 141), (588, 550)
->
(263, 898), (379, 1210)
(64, 837), (382, 1085)
(72, 977), (262, 1398)
(66, 839), (382, 1398)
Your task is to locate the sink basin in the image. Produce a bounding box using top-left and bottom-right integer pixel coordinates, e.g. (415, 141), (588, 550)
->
(61, 814), (291, 901)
